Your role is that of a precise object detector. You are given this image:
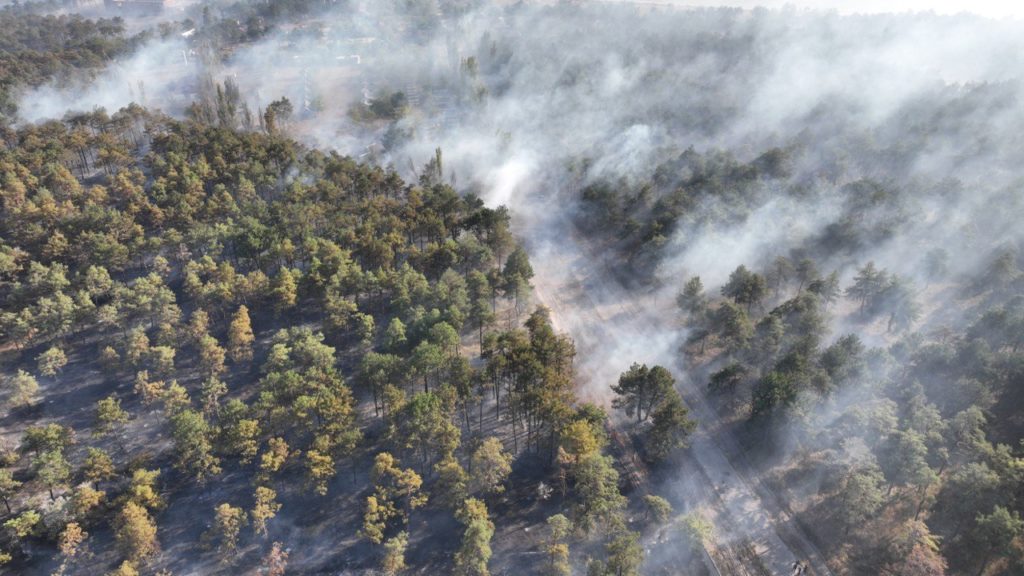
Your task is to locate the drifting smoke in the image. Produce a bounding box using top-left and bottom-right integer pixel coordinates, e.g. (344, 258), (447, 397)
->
(17, 36), (193, 122)
(17, 1), (1024, 571)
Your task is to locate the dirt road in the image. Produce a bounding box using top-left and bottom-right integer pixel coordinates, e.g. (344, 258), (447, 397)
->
(520, 205), (833, 576)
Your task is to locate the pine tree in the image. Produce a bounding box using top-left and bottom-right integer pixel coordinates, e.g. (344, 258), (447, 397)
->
(454, 498), (494, 576)
(228, 305), (255, 363)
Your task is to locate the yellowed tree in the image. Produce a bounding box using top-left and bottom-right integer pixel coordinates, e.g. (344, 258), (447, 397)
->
(116, 502), (158, 563)
(251, 486), (281, 537)
(198, 335), (227, 380)
(133, 371), (165, 407)
(361, 453), (427, 545)
(260, 541), (289, 576)
(55, 522), (88, 575)
(105, 561), (139, 576)
(207, 503), (246, 559)
(258, 437), (290, 483)
(71, 485), (105, 520)
(187, 310), (210, 344)
(228, 305), (255, 363)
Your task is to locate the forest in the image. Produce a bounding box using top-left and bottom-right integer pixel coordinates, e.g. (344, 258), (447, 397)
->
(3, 0), (1024, 575)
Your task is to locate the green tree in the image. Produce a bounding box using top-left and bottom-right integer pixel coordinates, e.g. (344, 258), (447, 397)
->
(434, 455), (468, 509)
(712, 301), (752, 353)
(35, 449), (71, 500)
(603, 529), (643, 576)
(0, 469), (22, 514)
(4, 509), (40, 539)
(83, 447), (115, 486)
(198, 335), (227, 380)
(170, 409), (221, 484)
(643, 494), (673, 524)
(37, 345), (68, 377)
(304, 448), (335, 497)
(208, 503), (246, 558)
(95, 395), (130, 439)
(454, 498), (494, 576)
(676, 276), (707, 319)
(645, 392), (696, 462)
(545, 514), (572, 576)
(611, 363), (675, 423)
(272, 268), (298, 313)
(970, 506), (1023, 576)
(7, 370), (38, 407)
(879, 430), (938, 500)
(381, 531), (409, 575)
(574, 453), (627, 534)
(839, 463), (886, 535)
(721, 265), (767, 313)
(469, 437), (513, 496)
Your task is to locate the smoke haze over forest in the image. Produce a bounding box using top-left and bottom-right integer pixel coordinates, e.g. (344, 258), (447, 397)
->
(4, 1), (1024, 574)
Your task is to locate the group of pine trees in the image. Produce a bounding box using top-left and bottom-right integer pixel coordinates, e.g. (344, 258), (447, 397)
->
(670, 243), (1024, 574)
(0, 98), (696, 574)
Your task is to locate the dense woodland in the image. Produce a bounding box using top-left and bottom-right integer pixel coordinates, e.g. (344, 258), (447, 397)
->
(0, 104), (695, 574)
(0, 4), (144, 124)
(3, 0), (1024, 575)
